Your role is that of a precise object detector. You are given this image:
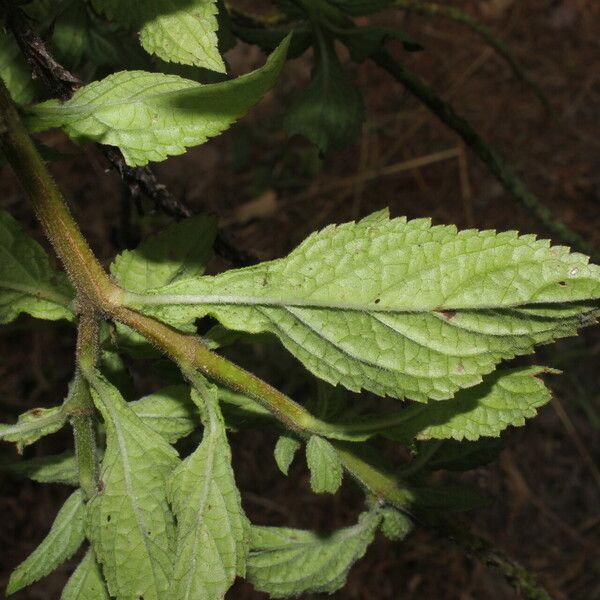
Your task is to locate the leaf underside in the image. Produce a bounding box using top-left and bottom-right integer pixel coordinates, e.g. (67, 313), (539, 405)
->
(26, 39), (289, 166)
(132, 210), (600, 402)
(61, 549), (110, 600)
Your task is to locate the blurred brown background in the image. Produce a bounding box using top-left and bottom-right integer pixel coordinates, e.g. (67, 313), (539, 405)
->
(1, 0), (599, 598)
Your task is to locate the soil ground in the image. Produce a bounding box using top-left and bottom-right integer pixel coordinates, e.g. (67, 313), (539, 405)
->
(1, 1), (599, 598)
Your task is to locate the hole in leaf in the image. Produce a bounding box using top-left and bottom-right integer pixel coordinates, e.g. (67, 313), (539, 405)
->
(558, 281), (567, 287)
(107, 515), (111, 522)
(374, 298), (381, 304)
(195, 315), (219, 336)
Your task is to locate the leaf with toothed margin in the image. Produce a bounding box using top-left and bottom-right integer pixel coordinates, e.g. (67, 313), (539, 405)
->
(61, 549), (110, 600)
(306, 435), (343, 494)
(0, 210), (74, 325)
(274, 434), (301, 475)
(26, 38), (289, 166)
(130, 209), (600, 402)
(89, 0), (224, 70)
(0, 406), (67, 453)
(86, 373), (179, 600)
(385, 366), (558, 442)
(246, 510), (381, 597)
(167, 377), (249, 600)
(7, 490), (85, 595)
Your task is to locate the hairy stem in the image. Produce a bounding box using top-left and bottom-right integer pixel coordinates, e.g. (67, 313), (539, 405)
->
(371, 49), (596, 259)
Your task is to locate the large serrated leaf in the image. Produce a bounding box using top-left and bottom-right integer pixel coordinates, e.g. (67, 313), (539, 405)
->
(167, 378), (249, 600)
(61, 549), (109, 600)
(7, 490), (85, 595)
(0, 210), (74, 324)
(247, 511), (381, 597)
(388, 366), (556, 441)
(90, 0), (224, 70)
(130, 210), (600, 402)
(26, 39), (289, 166)
(86, 373), (179, 600)
(0, 406), (67, 453)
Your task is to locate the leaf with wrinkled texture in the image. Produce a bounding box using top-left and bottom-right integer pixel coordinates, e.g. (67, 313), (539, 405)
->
(61, 549), (109, 600)
(167, 379), (249, 600)
(7, 491), (85, 594)
(87, 373), (179, 600)
(306, 435), (343, 494)
(0, 210), (74, 324)
(90, 0), (224, 70)
(26, 39), (289, 166)
(247, 511), (380, 597)
(131, 210), (600, 402)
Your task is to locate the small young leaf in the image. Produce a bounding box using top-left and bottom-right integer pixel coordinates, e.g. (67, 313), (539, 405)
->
(167, 378), (249, 600)
(111, 214), (217, 292)
(134, 210), (600, 402)
(380, 506), (413, 541)
(91, 0), (224, 70)
(389, 366), (557, 441)
(274, 434), (301, 475)
(306, 435), (343, 494)
(3, 452), (78, 486)
(284, 32), (364, 153)
(61, 549), (109, 600)
(0, 406), (67, 453)
(247, 511), (381, 597)
(0, 210), (74, 324)
(7, 490), (85, 595)
(86, 373), (179, 600)
(130, 384), (198, 443)
(26, 38), (290, 166)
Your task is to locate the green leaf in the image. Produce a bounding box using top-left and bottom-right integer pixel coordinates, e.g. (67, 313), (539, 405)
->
(7, 490), (85, 595)
(389, 366), (557, 441)
(133, 210), (600, 402)
(274, 434), (301, 475)
(61, 549), (109, 600)
(0, 406), (67, 453)
(336, 26), (422, 62)
(306, 435), (343, 494)
(284, 32), (363, 153)
(130, 384), (198, 443)
(86, 373), (179, 600)
(27, 38), (290, 166)
(2, 452), (78, 485)
(0, 31), (37, 104)
(379, 506), (413, 541)
(51, 0), (89, 69)
(247, 511), (381, 597)
(167, 377), (249, 600)
(0, 210), (74, 324)
(111, 214), (217, 292)
(90, 0), (224, 70)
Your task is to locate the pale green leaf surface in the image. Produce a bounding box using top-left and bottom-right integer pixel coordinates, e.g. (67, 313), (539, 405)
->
(167, 379), (249, 600)
(0, 210), (74, 324)
(111, 214), (217, 292)
(0, 31), (36, 104)
(26, 39), (289, 165)
(130, 384), (198, 443)
(247, 511), (380, 597)
(7, 490), (85, 594)
(87, 373), (179, 600)
(379, 507), (413, 541)
(61, 549), (110, 600)
(390, 366), (556, 441)
(3, 452), (78, 486)
(274, 435), (301, 475)
(90, 0), (224, 70)
(306, 435), (343, 494)
(132, 210), (600, 401)
(0, 406), (67, 453)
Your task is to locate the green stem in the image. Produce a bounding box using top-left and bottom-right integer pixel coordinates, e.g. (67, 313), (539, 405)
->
(371, 49), (596, 259)
(393, 0), (552, 112)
